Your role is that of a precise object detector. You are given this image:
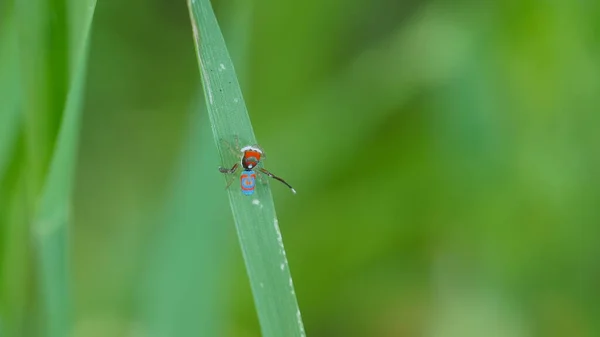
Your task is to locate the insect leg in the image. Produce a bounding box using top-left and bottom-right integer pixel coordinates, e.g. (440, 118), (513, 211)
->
(219, 163), (239, 174)
(258, 168), (296, 194)
(221, 138), (241, 158)
(255, 170), (266, 184)
(219, 163), (239, 190)
(225, 175), (235, 189)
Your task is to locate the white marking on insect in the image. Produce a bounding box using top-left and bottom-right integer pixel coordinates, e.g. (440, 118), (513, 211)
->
(240, 145), (262, 153)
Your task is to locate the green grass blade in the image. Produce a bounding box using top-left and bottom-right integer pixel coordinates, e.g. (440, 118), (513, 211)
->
(0, 8), (21, 181)
(17, 0), (70, 197)
(29, 2), (97, 336)
(186, 1), (306, 336)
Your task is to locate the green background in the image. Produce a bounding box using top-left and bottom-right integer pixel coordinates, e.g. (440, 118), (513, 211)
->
(1, 0), (599, 336)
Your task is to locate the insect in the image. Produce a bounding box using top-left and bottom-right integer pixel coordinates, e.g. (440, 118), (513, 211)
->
(219, 143), (296, 196)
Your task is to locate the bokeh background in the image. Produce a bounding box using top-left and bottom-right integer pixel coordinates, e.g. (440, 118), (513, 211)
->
(2, 0), (600, 336)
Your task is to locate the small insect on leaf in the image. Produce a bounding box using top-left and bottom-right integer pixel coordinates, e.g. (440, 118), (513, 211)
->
(218, 137), (296, 195)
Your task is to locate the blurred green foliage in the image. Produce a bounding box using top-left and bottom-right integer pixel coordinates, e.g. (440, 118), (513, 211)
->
(1, 0), (599, 336)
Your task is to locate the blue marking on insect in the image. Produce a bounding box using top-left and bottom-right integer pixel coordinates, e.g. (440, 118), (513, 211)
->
(240, 170), (257, 195)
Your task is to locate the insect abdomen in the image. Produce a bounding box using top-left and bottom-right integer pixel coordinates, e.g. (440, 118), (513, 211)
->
(240, 170), (256, 196)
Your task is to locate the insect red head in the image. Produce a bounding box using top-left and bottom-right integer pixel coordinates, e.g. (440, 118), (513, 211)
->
(241, 145), (263, 169)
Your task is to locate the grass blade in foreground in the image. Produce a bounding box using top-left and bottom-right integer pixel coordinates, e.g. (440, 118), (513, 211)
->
(186, 1), (306, 336)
